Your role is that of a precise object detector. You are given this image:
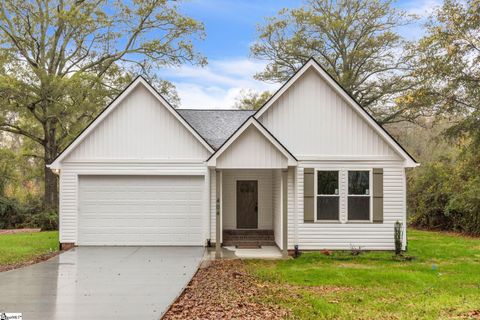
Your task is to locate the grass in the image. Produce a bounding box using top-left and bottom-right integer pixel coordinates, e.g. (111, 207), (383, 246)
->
(0, 231), (59, 266)
(246, 230), (480, 319)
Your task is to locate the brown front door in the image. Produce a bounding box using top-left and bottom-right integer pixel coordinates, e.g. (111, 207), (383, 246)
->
(236, 180), (258, 229)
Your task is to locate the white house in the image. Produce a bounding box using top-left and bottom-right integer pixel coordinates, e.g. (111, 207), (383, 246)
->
(49, 58), (418, 255)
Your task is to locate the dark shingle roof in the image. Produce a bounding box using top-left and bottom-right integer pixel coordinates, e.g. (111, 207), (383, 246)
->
(177, 109), (255, 150)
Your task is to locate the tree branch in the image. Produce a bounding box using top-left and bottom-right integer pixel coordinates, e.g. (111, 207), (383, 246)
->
(0, 123), (44, 145)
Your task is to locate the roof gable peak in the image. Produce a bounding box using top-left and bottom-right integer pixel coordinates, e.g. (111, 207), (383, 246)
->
(254, 58), (418, 167)
(48, 76), (214, 169)
(207, 117), (297, 167)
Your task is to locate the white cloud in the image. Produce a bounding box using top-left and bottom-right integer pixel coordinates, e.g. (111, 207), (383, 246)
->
(404, 0), (441, 18)
(159, 58), (279, 109)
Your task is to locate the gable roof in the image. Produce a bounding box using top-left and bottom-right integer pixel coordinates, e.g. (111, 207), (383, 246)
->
(49, 59), (418, 169)
(48, 76), (215, 169)
(207, 117), (297, 167)
(254, 58), (418, 167)
(177, 109), (254, 149)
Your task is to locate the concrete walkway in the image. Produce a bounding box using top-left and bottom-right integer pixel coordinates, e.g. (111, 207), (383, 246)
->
(0, 247), (204, 320)
(206, 245), (285, 260)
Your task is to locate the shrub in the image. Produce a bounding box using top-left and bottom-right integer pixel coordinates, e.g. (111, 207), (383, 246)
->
(0, 195), (25, 229)
(394, 221), (403, 255)
(408, 142), (480, 236)
(29, 210), (59, 231)
(408, 160), (453, 230)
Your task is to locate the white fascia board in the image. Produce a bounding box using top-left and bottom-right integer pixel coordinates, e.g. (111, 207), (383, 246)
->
(404, 160), (420, 168)
(254, 59), (418, 166)
(207, 117), (297, 167)
(71, 170), (207, 176)
(49, 77), (214, 169)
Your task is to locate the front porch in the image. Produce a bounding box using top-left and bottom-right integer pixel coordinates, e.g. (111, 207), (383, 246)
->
(213, 168), (290, 256)
(206, 117), (298, 257)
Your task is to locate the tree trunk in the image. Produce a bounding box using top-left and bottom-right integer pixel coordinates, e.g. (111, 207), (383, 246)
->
(43, 121), (59, 211)
(44, 162), (58, 210)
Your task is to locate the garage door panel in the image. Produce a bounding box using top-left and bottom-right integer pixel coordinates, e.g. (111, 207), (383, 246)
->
(81, 202), (194, 214)
(81, 191), (203, 202)
(81, 216), (202, 228)
(82, 226), (204, 234)
(81, 229), (204, 244)
(78, 235), (197, 246)
(78, 175), (205, 246)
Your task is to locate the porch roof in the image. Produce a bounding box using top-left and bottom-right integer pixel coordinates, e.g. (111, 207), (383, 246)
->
(207, 117), (297, 169)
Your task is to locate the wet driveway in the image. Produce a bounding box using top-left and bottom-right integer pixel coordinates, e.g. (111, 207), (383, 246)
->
(0, 246), (204, 319)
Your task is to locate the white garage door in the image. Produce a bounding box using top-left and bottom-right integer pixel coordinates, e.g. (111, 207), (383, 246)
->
(78, 175), (205, 246)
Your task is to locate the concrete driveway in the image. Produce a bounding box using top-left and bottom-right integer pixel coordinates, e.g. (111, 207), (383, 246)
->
(0, 246), (204, 319)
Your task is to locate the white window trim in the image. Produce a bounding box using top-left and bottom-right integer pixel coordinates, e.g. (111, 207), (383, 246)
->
(314, 169), (341, 223)
(346, 169), (373, 222)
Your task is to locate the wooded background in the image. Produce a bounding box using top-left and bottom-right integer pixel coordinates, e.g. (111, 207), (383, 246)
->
(0, 0), (478, 235)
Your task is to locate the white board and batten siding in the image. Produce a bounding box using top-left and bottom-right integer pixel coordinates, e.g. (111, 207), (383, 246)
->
(215, 126), (288, 169)
(257, 68), (401, 161)
(65, 85), (210, 162)
(58, 83), (212, 245)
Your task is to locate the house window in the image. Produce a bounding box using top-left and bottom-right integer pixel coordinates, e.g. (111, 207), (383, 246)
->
(316, 171), (339, 221)
(347, 170), (371, 221)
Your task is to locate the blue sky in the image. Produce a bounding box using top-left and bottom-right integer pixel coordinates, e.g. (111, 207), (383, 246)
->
(158, 0), (442, 109)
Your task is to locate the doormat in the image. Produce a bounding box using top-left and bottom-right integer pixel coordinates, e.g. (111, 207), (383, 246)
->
(235, 245), (262, 249)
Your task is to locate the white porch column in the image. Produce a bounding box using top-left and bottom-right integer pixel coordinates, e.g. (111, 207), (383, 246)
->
(281, 169), (288, 256)
(215, 170), (223, 255)
(294, 166), (299, 248)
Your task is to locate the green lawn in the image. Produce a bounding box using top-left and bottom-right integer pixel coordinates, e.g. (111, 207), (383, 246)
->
(0, 231), (59, 266)
(246, 230), (480, 319)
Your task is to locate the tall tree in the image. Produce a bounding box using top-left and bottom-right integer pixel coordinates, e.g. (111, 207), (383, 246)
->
(405, 0), (480, 236)
(399, 0), (480, 141)
(234, 89), (271, 110)
(0, 0), (206, 209)
(251, 0), (418, 124)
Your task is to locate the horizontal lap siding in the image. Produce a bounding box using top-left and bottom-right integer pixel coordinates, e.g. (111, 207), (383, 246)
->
(59, 170), (77, 243)
(290, 163), (406, 250)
